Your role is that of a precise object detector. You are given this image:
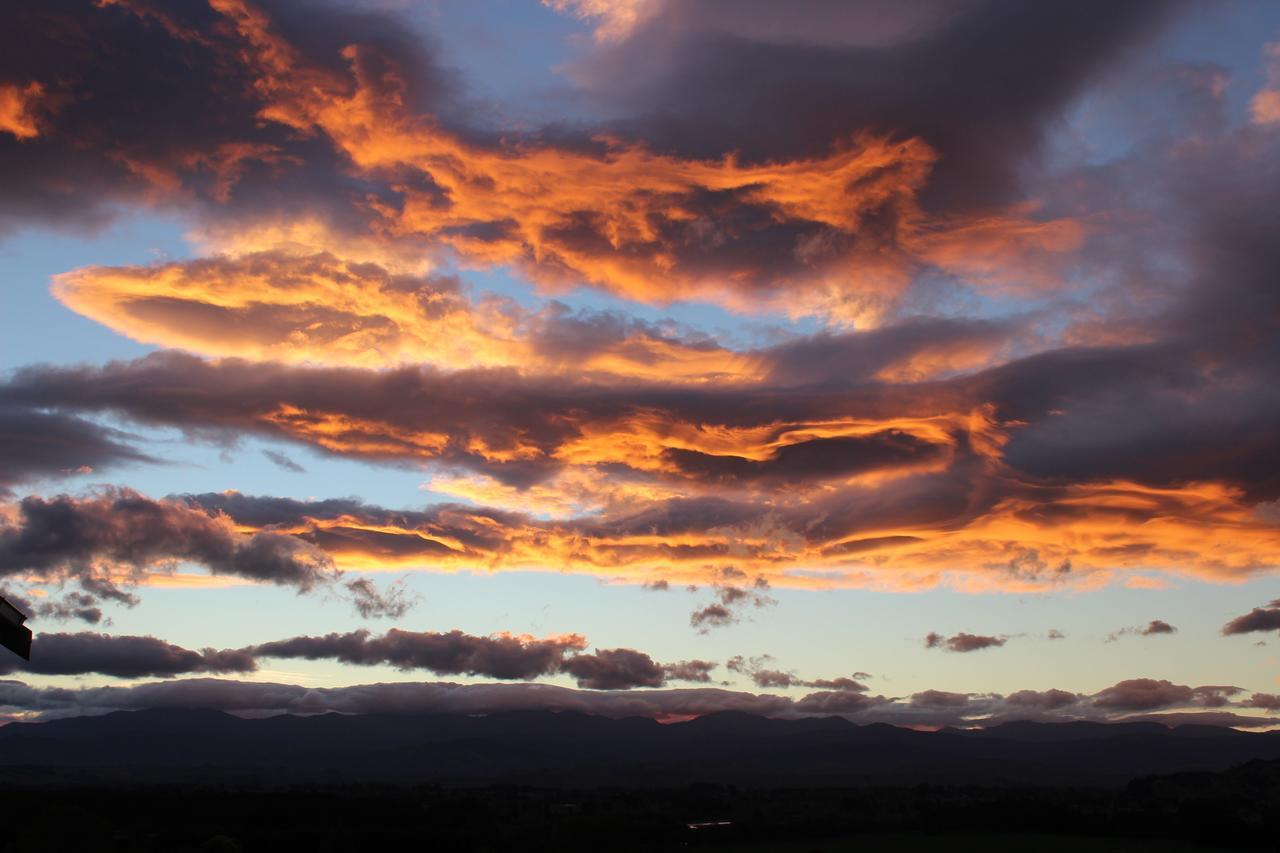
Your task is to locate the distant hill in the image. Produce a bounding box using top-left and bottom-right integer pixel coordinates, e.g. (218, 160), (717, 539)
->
(2, 709), (1278, 787)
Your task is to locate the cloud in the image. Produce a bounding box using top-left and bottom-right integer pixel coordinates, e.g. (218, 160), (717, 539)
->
(1250, 40), (1280, 125)
(250, 628), (587, 680)
(0, 1), (1278, 604)
(1107, 619), (1178, 641)
(1, 0), (1134, 329)
(6, 325), (1277, 594)
(559, 647), (665, 689)
(52, 251), (758, 384)
(261, 449), (304, 473)
(726, 655), (868, 692)
(249, 627), (713, 690)
(0, 487), (336, 589)
(0, 632), (255, 679)
(0, 81), (47, 141)
(33, 592), (105, 625)
(1244, 693), (1280, 711)
(1091, 679), (1241, 712)
(690, 576), (776, 632)
(0, 623), (715, 690)
(343, 577), (414, 620)
(0, 406), (155, 496)
(551, 0), (1173, 301)
(0, 671), (1270, 729)
(0, 488), (414, 618)
(0, 0), (464, 237)
(1222, 599), (1280, 636)
(0, 587), (105, 625)
(661, 659), (717, 683)
(924, 632), (1006, 653)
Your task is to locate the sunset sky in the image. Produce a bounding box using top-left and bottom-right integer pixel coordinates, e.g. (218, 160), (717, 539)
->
(2, 0), (1280, 727)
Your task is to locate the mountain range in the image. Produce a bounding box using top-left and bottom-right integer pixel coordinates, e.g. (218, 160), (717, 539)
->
(2, 709), (1278, 787)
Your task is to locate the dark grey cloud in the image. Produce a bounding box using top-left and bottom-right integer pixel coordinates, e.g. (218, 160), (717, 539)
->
(726, 655), (868, 692)
(574, 0), (1180, 213)
(688, 603), (734, 632)
(0, 625), (699, 689)
(909, 689), (973, 709)
(924, 632), (1006, 652)
(32, 592), (105, 625)
(661, 659), (717, 683)
(250, 628), (709, 690)
(250, 628), (585, 680)
(0, 488), (415, 619)
(560, 648), (665, 690)
(343, 577), (413, 620)
(0, 487), (337, 589)
(1091, 679), (1241, 712)
(1107, 619), (1179, 642)
(0, 406), (154, 496)
(1003, 688), (1080, 711)
(0, 0), (464, 237)
(261, 449), (305, 473)
(690, 576), (775, 633)
(1244, 693), (1280, 711)
(0, 632), (255, 679)
(664, 431), (944, 486)
(1222, 600), (1280, 636)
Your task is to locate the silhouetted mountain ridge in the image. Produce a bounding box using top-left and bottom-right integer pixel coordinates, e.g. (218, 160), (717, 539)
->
(2, 709), (1278, 787)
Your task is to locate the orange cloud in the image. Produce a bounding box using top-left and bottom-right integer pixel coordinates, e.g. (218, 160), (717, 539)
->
(188, 472), (1280, 595)
(543, 0), (653, 43)
(184, 0), (1085, 326)
(1251, 41), (1280, 125)
(0, 82), (46, 140)
(52, 251), (761, 382)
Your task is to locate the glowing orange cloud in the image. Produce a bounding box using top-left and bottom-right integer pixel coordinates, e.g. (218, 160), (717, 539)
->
(0, 82), (45, 140)
(1251, 41), (1280, 125)
(543, 0), (653, 43)
(176, 0), (1087, 326)
(199, 472), (1280, 595)
(52, 251), (762, 382)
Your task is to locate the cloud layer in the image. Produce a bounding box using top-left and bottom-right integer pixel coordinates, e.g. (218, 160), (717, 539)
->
(1, 0), (1279, 714)
(0, 672), (1273, 730)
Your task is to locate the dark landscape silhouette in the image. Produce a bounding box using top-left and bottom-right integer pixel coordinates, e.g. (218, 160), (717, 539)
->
(0, 710), (1277, 850)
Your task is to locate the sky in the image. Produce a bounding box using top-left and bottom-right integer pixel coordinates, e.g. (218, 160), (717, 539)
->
(2, 0), (1280, 728)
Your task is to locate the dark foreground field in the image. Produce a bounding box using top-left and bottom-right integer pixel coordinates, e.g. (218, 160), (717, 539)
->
(0, 765), (1276, 852)
(0, 710), (1278, 851)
